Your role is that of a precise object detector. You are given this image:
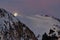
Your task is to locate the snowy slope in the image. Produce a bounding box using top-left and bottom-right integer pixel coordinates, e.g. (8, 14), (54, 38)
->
(17, 15), (60, 40)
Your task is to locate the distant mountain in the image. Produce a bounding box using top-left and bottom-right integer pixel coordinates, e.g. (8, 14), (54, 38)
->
(0, 8), (38, 40)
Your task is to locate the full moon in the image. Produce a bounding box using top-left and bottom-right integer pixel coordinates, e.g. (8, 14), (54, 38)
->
(14, 12), (18, 16)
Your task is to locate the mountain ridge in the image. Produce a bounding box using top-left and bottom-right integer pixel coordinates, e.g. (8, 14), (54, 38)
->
(0, 8), (38, 40)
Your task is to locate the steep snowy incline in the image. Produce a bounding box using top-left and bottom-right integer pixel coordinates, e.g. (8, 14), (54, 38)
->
(17, 15), (60, 40)
(0, 8), (38, 40)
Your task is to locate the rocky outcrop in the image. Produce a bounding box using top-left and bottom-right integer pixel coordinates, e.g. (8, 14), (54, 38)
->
(0, 8), (38, 40)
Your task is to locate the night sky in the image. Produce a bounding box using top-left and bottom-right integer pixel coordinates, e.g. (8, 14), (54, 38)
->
(0, 0), (60, 18)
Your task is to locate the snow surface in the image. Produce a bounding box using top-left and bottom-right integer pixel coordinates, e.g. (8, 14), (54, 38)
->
(17, 15), (60, 40)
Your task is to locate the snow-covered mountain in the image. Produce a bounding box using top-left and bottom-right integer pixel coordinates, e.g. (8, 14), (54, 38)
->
(17, 14), (60, 40)
(0, 8), (60, 40)
(0, 8), (38, 40)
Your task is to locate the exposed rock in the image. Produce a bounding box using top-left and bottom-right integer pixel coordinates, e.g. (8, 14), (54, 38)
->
(0, 8), (38, 40)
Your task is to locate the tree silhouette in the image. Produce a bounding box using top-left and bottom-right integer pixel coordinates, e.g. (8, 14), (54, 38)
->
(42, 32), (48, 40)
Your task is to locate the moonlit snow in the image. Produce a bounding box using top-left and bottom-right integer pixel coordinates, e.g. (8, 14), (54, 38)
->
(17, 15), (60, 40)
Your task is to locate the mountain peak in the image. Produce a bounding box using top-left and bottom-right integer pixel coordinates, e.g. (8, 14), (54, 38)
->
(0, 8), (7, 13)
(0, 8), (8, 18)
